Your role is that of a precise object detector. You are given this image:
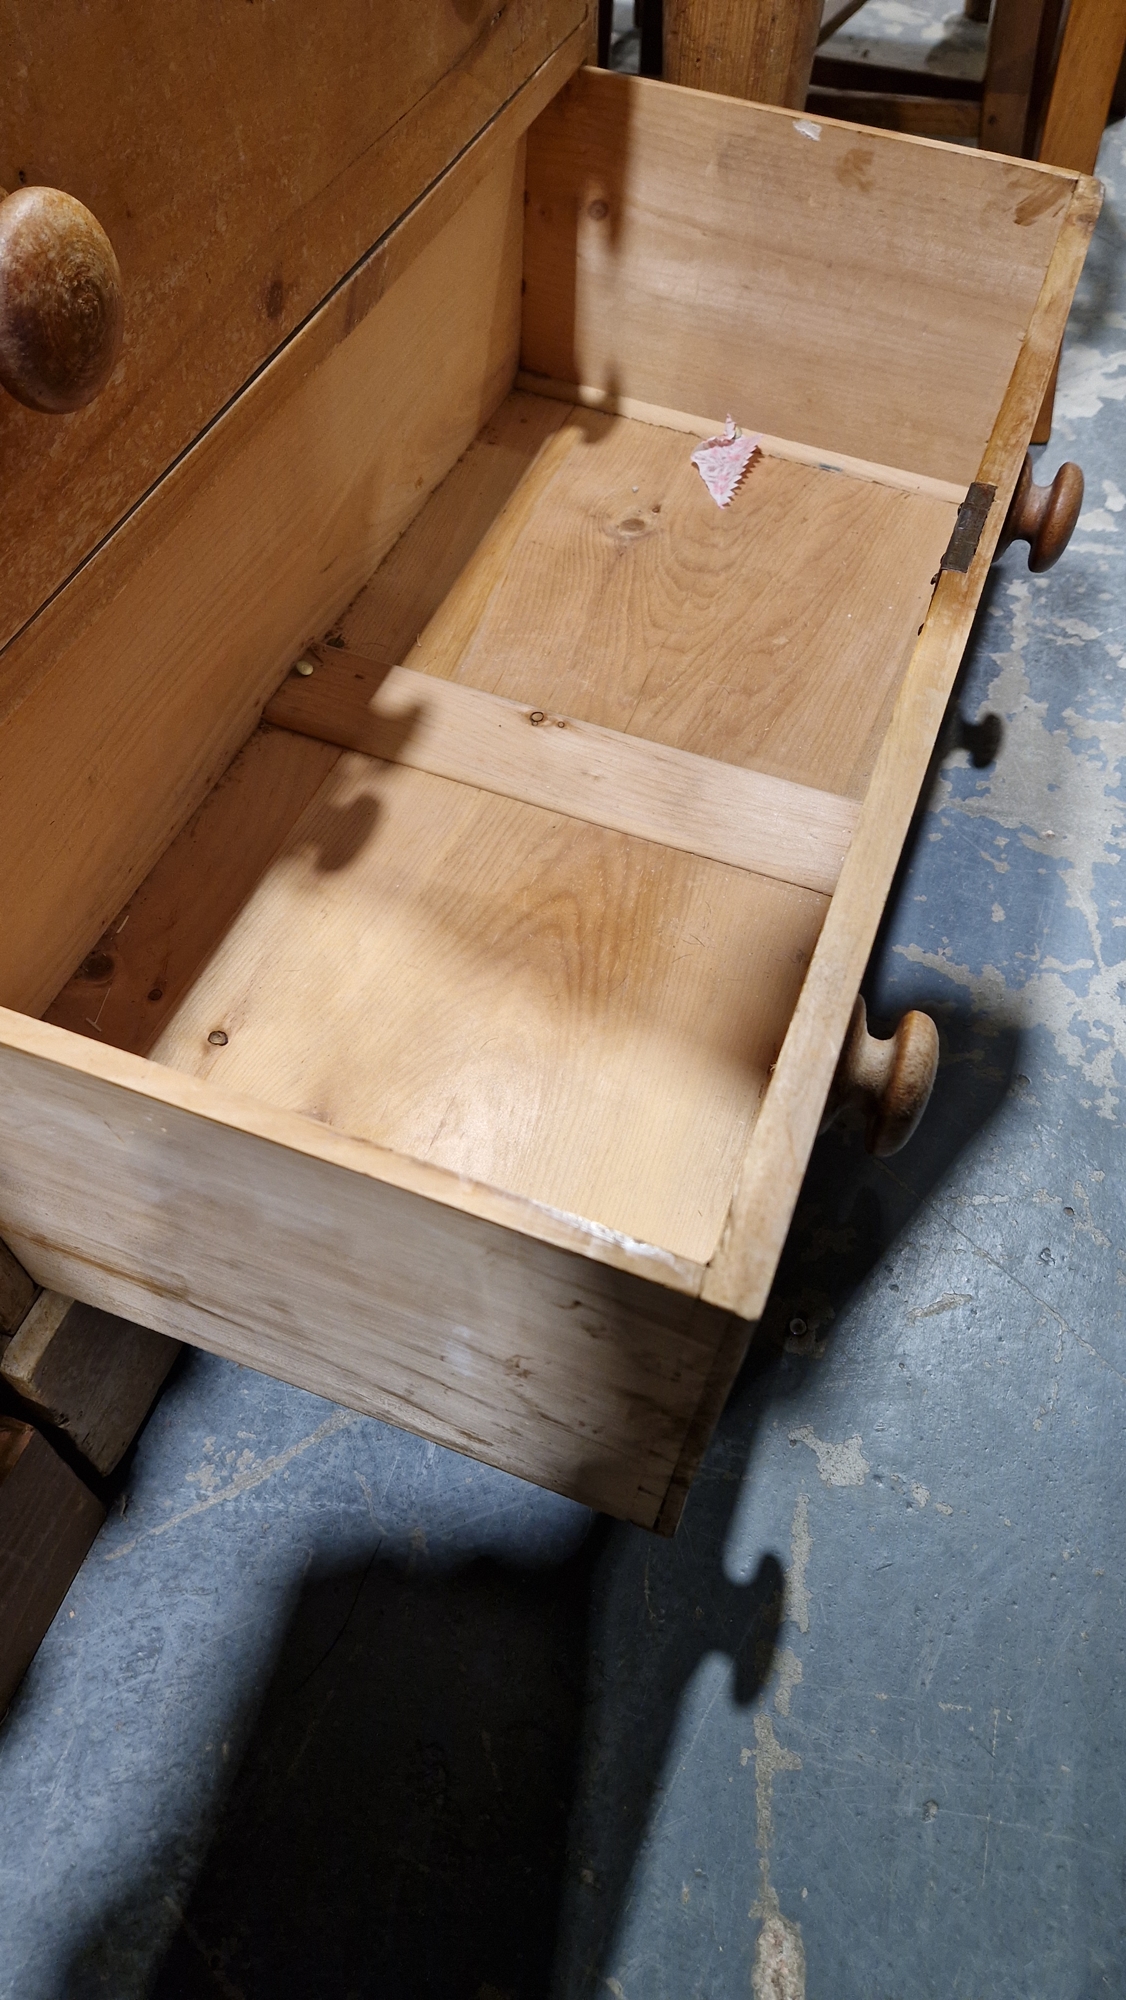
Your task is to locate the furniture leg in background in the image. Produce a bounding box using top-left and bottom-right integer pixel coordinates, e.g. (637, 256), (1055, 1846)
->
(0, 1249), (179, 1715)
(663, 0), (823, 104)
(979, 0), (1054, 155)
(1033, 0), (1126, 439)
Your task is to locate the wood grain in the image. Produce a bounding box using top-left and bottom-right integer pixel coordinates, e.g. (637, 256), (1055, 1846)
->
(344, 394), (958, 800)
(337, 392), (574, 663)
(0, 143), (527, 1021)
(46, 725), (341, 1057)
(978, 0), (1051, 155)
(0, 1292), (179, 1477)
(0, 4), (588, 648)
(145, 753), (825, 1264)
(804, 92), (979, 140)
(265, 651), (860, 895)
(0, 1012), (735, 1528)
(1038, 0), (1126, 174)
(663, 0), (822, 106)
(522, 68), (1079, 485)
(704, 173), (1102, 1319)
(0, 186), (123, 413)
(512, 375), (968, 503)
(0, 1416), (104, 1715)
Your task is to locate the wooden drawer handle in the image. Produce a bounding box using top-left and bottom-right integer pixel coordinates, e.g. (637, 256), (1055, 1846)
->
(0, 185), (123, 413)
(994, 453), (1084, 573)
(824, 997), (939, 1157)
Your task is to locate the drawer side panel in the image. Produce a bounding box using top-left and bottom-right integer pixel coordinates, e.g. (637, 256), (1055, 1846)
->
(0, 145), (525, 1019)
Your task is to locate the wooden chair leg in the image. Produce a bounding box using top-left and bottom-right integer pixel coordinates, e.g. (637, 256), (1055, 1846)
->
(0, 1231), (179, 1713)
(0, 1417), (105, 1717)
(638, 0), (663, 77)
(663, 0), (822, 106)
(979, 0), (1050, 155)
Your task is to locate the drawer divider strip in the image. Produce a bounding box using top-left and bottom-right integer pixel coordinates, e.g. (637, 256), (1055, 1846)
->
(264, 649), (858, 896)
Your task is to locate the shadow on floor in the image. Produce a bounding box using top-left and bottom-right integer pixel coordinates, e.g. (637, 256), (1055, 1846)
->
(134, 1535), (600, 2000)
(61, 991), (1020, 2000)
(61, 699), (1022, 1998)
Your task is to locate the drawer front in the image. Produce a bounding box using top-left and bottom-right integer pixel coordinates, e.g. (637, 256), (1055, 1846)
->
(0, 0), (590, 653)
(0, 1015), (733, 1532)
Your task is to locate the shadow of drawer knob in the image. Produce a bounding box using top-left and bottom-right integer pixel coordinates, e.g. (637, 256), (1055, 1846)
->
(994, 453), (1084, 572)
(828, 997), (939, 1157)
(0, 185), (123, 413)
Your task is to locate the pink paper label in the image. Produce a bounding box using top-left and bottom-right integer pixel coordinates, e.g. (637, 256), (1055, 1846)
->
(691, 417), (762, 508)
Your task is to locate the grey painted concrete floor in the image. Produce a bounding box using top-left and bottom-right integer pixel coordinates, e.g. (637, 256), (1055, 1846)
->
(3, 82), (1126, 2000)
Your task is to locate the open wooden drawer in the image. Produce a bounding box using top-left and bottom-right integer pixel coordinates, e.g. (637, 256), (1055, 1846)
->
(0, 67), (1099, 1530)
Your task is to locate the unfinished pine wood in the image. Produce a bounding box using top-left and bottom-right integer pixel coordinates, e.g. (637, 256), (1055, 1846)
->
(0, 72), (1099, 1531)
(265, 651), (859, 895)
(46, 725), (341, 1057)
(0, 4), (587, 650)
(336, 392), (574, 663)
(0, 1011), (733, 1528)
(342, 394), (959, 800)
(663, 0), (822, 105)
(0, 142), (527, 1021)
(0, 1292), (179, 1477)
(144, 753), (825, 1263)
(511, 375), (968, 503)
(0, 1416), (105, 1714)
(522, 68), (1079, 484)
(704, 172), (1102, 1320)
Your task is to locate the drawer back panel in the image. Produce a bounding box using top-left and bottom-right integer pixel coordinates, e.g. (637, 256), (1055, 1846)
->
(0, 0), (589, 655)
(522, 69), (1077, 487)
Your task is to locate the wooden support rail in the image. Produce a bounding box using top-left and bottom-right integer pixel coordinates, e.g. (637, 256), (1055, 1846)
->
(264, 650), (860, 898)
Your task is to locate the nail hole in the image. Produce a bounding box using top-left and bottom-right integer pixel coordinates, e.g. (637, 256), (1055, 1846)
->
(147, 986), (164, 1004)
(76, 952), (115, 982)
(208, 1030), (229, 1047)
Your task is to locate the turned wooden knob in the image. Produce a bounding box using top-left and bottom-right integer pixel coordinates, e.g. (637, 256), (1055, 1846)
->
(825, 997), (939, 1157)
(994, 453), (1083, 572)
(0, 185), (123, 413)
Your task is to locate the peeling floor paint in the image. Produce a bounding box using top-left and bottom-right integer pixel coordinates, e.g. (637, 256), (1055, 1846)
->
(789, 1427), (870, 1487)
(785, 1491), (811, 1636)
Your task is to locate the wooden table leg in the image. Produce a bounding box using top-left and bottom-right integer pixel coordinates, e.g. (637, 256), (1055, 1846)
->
(663, 0), (823, 105)
(979, 0), (1051, 156)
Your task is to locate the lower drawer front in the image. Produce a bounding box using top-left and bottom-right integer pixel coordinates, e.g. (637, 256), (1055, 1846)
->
(0, 1021), (743, 1531)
